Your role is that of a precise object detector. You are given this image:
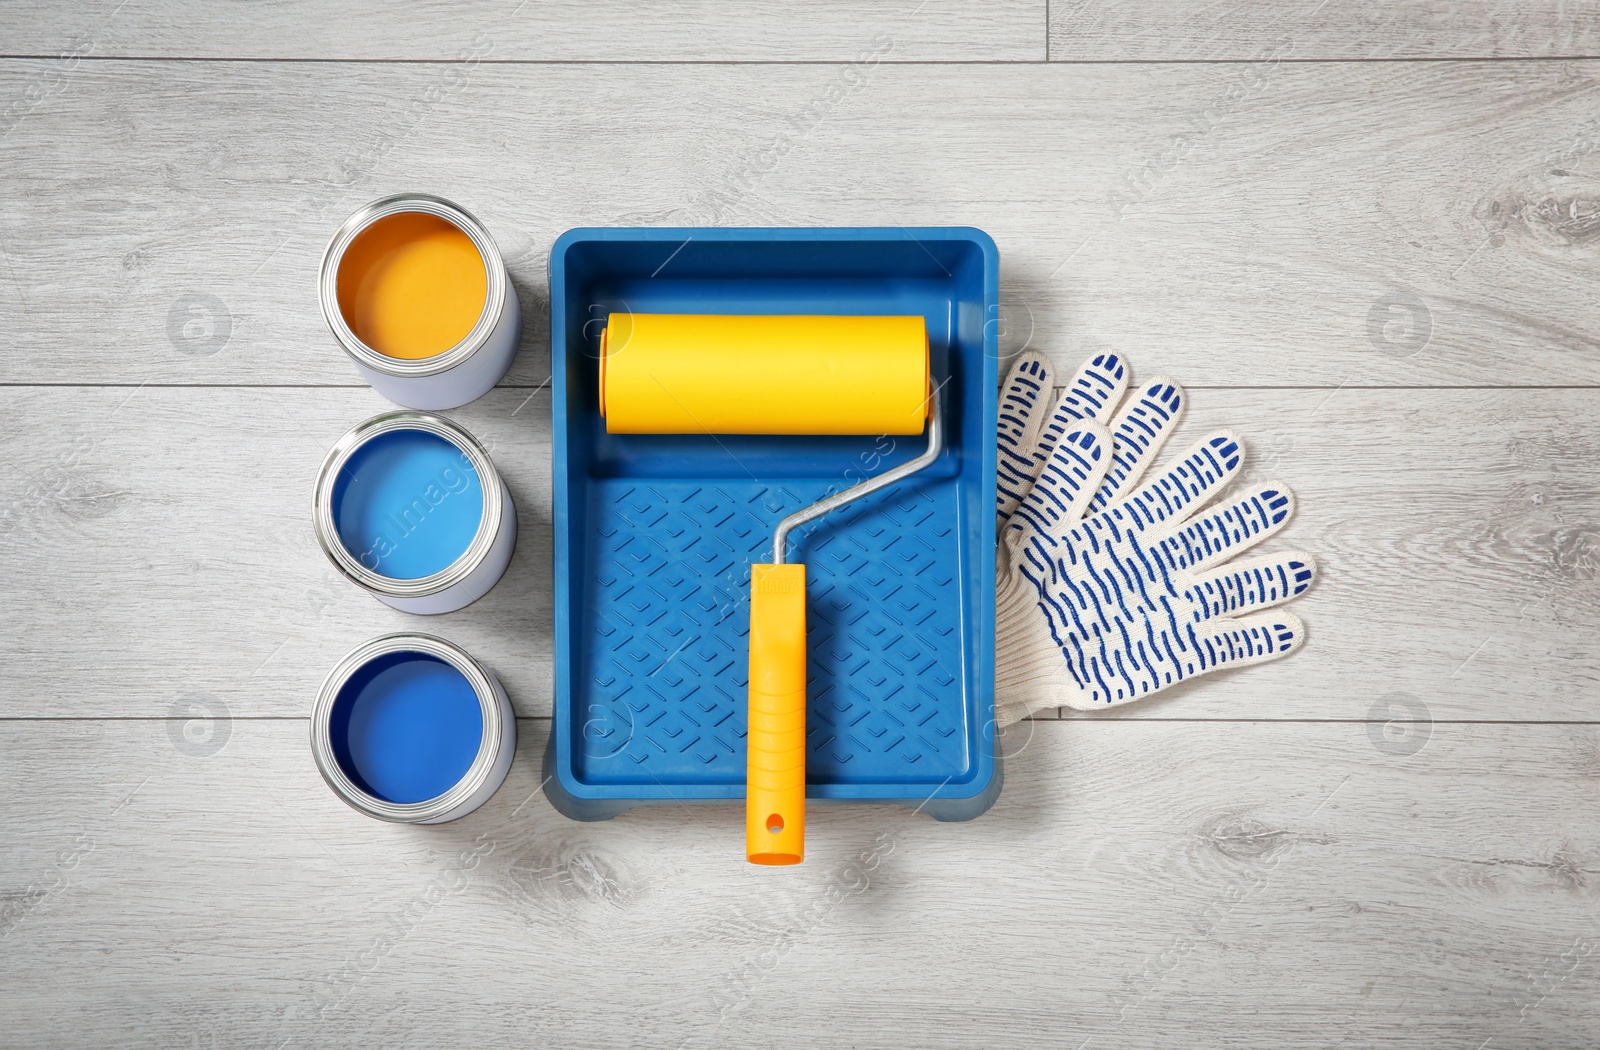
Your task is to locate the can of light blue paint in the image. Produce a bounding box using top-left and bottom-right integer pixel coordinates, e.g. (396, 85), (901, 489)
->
(311, 634), (515, 823)
(312, 411), (516, 614)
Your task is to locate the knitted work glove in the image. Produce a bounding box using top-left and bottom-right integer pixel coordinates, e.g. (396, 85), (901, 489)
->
(993, 352), (1315, 724)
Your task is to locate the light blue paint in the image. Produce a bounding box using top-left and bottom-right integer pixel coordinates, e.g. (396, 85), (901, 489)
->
(330, 652), (484, 804)
(332, 429), (484, 580)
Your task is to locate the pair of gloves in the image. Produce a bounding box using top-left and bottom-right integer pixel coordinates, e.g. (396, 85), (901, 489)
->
(992, 351), (1316, 725)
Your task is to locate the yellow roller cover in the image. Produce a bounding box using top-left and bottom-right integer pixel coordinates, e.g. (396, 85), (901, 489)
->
(600, 313), (929, 435)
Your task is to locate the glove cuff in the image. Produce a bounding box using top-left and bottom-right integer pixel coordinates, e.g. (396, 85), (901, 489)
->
(993, 571), (1078, 726)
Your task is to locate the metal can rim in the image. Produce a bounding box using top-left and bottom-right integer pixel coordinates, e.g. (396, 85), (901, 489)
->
(318, 193), (510, 379)
(311, 410), (506, 600)
(310, 633), (507, 823)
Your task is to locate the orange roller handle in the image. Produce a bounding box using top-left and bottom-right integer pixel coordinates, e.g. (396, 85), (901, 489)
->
(747, 563), (807, 865)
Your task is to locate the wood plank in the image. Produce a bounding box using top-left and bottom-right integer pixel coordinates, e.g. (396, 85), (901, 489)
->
(0, 0), (1045, 62)
(1, 718), (1597, 1047)
(5, 1), (1594, 64)
(1, 385), (1595, 722)
(0, 385), (555, 720)
(1051, 1), (1600, 62)
(1, 59), (1596, 387)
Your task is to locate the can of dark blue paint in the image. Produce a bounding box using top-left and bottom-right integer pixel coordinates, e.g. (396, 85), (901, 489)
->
(312, 411), (516, 614)
(311, 634), (515, 823)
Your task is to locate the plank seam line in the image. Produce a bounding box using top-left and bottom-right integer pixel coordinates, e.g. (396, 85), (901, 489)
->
(0, 55), (1597, 66)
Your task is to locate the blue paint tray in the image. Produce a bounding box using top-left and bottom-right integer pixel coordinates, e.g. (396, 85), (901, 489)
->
(543, 227), (999, 823)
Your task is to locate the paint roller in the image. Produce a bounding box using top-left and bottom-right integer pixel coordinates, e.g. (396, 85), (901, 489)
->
(599, 313), (942, 865)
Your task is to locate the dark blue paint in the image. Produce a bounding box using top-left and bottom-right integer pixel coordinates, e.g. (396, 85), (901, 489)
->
(330, 652), (483, 804)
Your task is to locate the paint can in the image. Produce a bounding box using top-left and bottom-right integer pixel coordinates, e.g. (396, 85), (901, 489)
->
(313, 411), (516, 615)
(319, 193), (521, 409)
(312, 634), (515, 823)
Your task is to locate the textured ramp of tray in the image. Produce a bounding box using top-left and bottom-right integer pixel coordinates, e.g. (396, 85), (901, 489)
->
(581, 476), (966, 785)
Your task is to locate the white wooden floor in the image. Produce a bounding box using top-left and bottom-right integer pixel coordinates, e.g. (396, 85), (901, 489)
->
(2, 3), (1598, 1047)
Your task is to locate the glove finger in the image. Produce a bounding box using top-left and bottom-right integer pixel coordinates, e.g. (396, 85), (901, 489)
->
(1190, 550), (1316, 619)
(1004, 422), (1112, 556)
(1054, 351), (1129, 423)
(1046, 600), (1306, 712)
(1088, 377), (1186, 515)
(1113, 430), (1244, 532)
(1157, 482), (1294, 572)
(1196, 611), (1305, 674)
(996, 351), (1055, 529)
(1033, 352), (1129, 467)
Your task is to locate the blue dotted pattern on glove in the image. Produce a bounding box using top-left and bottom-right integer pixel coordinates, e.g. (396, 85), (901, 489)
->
(1013, 430), (1312, 705)
(1090, 380), (1185, 515)
(996, 352), (1129, 530)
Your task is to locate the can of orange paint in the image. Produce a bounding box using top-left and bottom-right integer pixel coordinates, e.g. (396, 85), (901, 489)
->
(319, 193), (521, 410)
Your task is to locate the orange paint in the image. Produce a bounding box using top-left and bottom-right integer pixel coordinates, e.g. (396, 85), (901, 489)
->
(336, 213), (488, 360)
